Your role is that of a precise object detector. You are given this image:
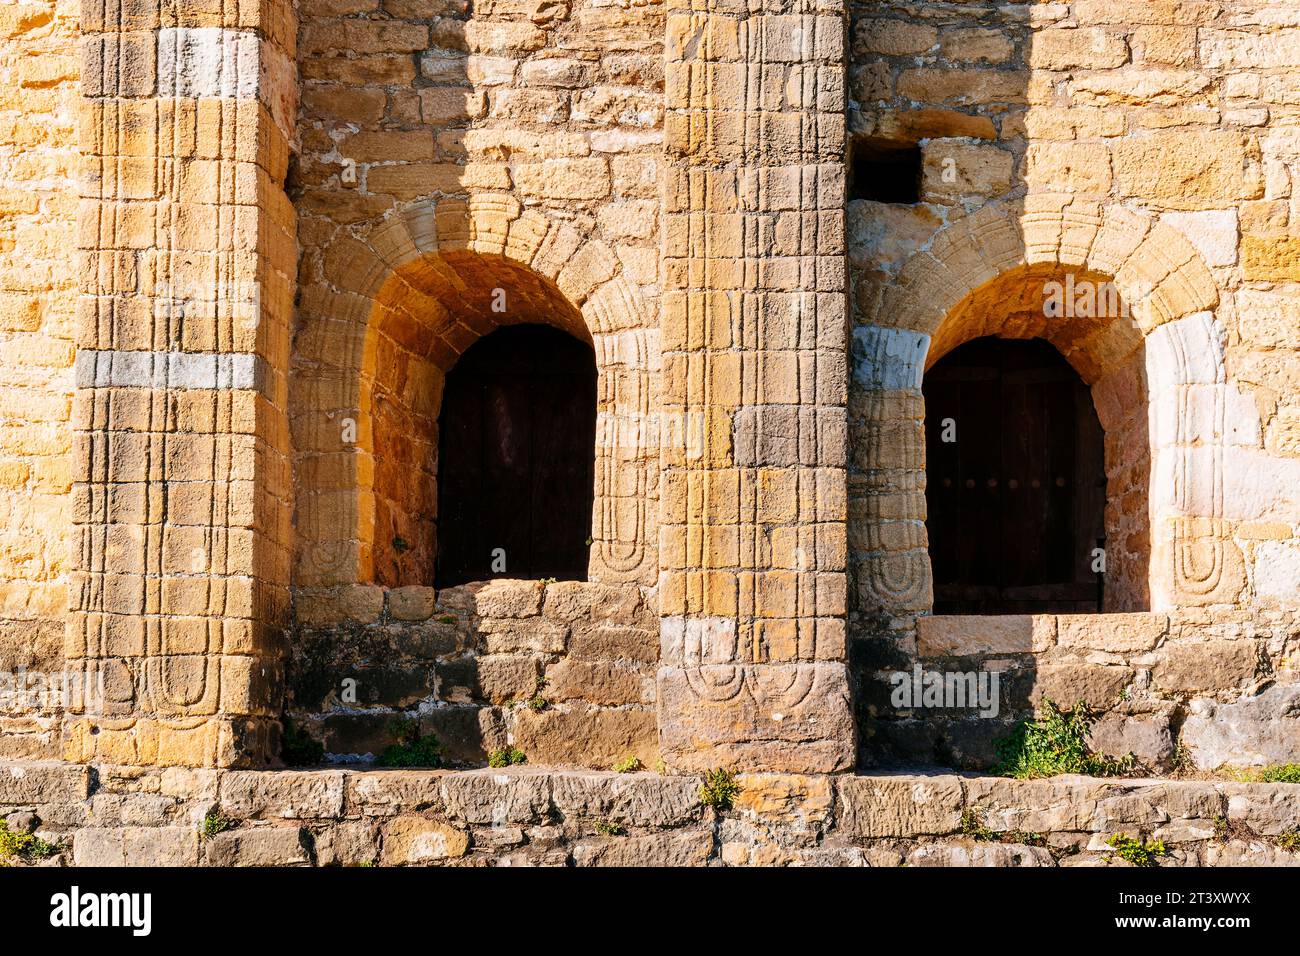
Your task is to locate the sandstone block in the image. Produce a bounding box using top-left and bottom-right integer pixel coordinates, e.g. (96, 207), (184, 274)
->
(657, 662), (855, 774)
(853, 19), (937, 57)
(1023, 142), (1112, 194)
(572, 829), (713, 867)
(218, 770), (346, 820)
(1152, 640), (1259, 694)
(478, 619), (567, 655)
(1029, 28), (1128, 71)
(908, 843), (1054, 866)
(512, 707), (657, 769)
(544, 659), (646, 706)
(204, 826), (311, 866)
(1030, 664), (1132, 709)
(474, 654), (541, 704)
(0, 761), (91, 802)
(474, 580), (544, 619)
(514, 158), (611, 201)
(1180, 684), (1300, 770)
(389, 586), (436, 621)
(1088, 706), (1175, 768)
(346, 770), (449, 816)
(441, 768), (551, 824)
(921, 142), (1014, 201)
(917, 614), (1055, 656)
(381, 816), (469, 864)
(1055, 613), (1167, 653)
(73, 826), (199, 866)
(836, 775), (963, 837)
(1112, 130), (1262, 210)
(313, 820), (380, 867)
(550, 771), (701, 827)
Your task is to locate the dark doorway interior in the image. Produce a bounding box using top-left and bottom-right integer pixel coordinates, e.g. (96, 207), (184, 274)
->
(435, 324), (597, 588)
(923, 336), (1106, 614)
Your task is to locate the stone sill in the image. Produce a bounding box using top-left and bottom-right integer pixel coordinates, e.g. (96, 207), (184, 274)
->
(1, 761), (1297, 866)
(917, 611), (1172, 656)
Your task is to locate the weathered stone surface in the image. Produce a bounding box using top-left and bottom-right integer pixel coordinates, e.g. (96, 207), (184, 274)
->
(1205, 842), (1300, 867)
(658, 663), (856, 774)
(1091, 792), (1170, 828)
(1181, 684), (1300, 770)
(513, 707), (657, 768)
(1088, 705), (1175, 768)
(964, 777), (1106, 832)
(1055, 614), (1167, 654)
(313, 821), (380, 867)
(1030, 664), (1133, 709)
(0, 762), (91, 803)
(474, 580), (544, 619)
(204, 827), (312, 867)
(73, 827), (199, 867)
(907, 842), (1054, 867)
(219, 770), (346, 820)
(473, 654), (541, 704)
(1221, 783), (1300, 836)
(478, 618), (567, 655)
(922, 142), (1014, 200)
(1152, 641), (1259, 694)
(346, 770), (449, 816)
(544, 659), (646, 706)
(1242, 235), (1300, 281)
(917, 615), (1055, 656)
(550, 772), (700, 828)
(389, 586), (437, 621)
(734, 774), (835, 827)
(440, 768), (551, 824)
(572, 830), (713, 867)
(14, 761), (1300, 867)
(1112, 130), (1262, 209)
(1029, 27), (1129, 71)
(836, 775), (964, 837)
(568, 624), (658, 663)
(381, 816), (470, 864)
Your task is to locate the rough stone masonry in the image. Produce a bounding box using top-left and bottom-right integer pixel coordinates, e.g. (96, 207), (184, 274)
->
(0, 0), (1297, 864)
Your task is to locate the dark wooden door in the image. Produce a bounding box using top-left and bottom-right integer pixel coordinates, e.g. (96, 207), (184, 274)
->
(923, 337), (1105, 614)
(435, 324), (596, 587)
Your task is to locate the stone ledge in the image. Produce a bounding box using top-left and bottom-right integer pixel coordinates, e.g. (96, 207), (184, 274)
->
(1, 762), (1298, 867)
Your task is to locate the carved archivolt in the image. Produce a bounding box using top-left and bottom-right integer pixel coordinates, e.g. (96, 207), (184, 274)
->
(855, 199), (1234, 612)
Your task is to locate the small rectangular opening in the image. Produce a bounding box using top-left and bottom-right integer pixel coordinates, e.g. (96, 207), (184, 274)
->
(849, 138), (922, 204)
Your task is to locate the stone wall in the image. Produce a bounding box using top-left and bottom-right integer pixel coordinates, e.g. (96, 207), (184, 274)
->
(290, 0), (663, 593)
(0, 0), (1297, 778)
(0, 1), (79, 760)
(846, 1), (1300, 768)
(4, 760), (1300, 866)
(864, 608), (1300, 772)
(287, 578), (659, 767)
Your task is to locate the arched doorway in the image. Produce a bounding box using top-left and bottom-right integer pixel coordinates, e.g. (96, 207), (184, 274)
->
(924, 336), (1106, 614)
(435, 323), (597, 587)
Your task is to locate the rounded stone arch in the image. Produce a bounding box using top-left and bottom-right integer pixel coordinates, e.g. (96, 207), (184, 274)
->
(291, 195), (659, 591)
(852, 198), (1242, 616)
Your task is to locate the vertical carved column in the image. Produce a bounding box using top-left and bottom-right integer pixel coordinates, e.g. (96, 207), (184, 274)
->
(659, 0), (855, 771)
(68, 1), (297, 766)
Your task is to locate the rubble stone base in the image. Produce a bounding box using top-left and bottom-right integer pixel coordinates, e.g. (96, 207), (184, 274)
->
(3, 761), (1298, 867)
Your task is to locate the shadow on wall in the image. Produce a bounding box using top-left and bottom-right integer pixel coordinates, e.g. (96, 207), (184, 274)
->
(283, 579), (660, 769)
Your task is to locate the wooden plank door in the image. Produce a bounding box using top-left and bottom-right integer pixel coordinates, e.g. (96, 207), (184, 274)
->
(435, 324), (597, 587)
(923, 336), (1106, 614)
